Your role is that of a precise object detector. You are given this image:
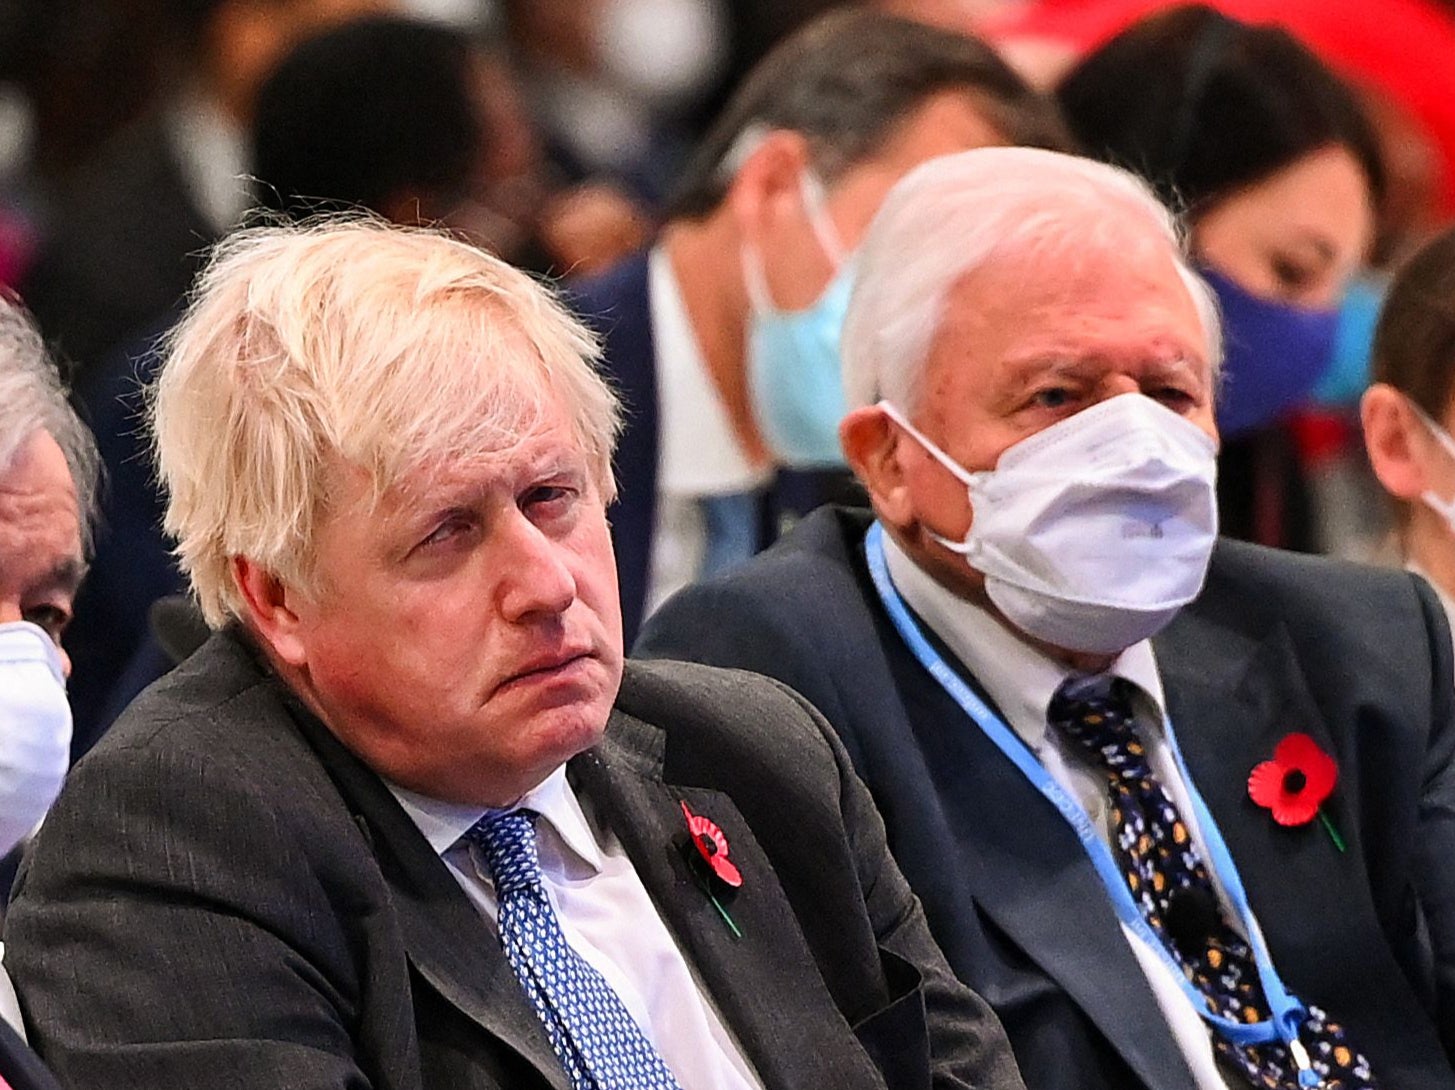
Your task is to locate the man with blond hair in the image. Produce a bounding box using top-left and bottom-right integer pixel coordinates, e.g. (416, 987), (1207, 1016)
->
(639, 148), (1455, 1089)
(3, 220), (1022, 1090)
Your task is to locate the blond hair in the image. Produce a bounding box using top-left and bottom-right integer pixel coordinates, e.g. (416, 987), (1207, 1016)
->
(150, 219), (620, 627)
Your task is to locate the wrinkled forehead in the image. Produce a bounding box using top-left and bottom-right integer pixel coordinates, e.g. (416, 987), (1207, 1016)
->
(941, 223), (1208, 358)
(326, 358), (572, 516)
(0, 429), (83, 568)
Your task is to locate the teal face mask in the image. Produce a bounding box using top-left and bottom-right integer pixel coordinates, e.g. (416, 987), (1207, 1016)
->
(743, 170), (853, 468)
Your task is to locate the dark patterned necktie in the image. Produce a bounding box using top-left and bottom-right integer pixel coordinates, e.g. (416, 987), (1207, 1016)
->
(465, 809), (686, 1090)
(1047, 675), (1375, 1089)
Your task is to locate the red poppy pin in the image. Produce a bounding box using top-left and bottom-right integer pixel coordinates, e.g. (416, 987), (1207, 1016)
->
(680, 801), (743, 938)
(1247, 733), (1345, 852)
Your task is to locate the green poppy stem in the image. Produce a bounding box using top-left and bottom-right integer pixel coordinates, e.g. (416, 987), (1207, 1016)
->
(1318, 808), (1346, 853)
(709, 892), (742, 938)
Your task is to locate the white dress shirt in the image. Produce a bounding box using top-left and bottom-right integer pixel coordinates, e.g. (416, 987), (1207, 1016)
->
(882, 532), (1253, 1090)
(646, 245), (770, 615)
(390, 767), (764, 1090)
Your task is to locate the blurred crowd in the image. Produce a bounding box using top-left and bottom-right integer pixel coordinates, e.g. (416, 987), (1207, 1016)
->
(3, 0), (1455, 784)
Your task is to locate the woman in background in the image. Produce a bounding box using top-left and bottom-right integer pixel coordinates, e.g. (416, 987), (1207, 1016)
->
(1056, 4), (1382, 548)
(1361, 225), (1455, 618)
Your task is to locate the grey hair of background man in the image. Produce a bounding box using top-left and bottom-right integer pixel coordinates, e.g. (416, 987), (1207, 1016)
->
(0, 294), (100, 547)
(665, 9), (1070, 220)
(840, 147), (1224, 415)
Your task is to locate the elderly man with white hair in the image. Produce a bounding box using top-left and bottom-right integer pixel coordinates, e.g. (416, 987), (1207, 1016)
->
(0, 296), (90, 1090)
(2, 220), (1024, 1090)
(639, 148), (1455, 1090)
(0, 298), (96, 858)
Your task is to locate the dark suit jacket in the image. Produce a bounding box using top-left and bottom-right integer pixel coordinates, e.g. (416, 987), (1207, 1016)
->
(637, 506), (1455, 1090)
(21, 112), (215, 378)
(0, 1022), (60, 1090)
(568, 252), (862, 646)
(3, 629), (1022, 1090)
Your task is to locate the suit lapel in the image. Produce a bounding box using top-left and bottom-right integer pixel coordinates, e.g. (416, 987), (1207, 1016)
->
(1154, 600), (1368, 1000)
(571, 709), (889, 1090)
(885, 649), (1195, 1089)
(285, 696), (570, 1090)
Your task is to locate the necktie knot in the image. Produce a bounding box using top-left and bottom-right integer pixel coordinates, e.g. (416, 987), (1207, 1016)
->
(466, 808), (543, 898)
(1048, 674), (1150, 780)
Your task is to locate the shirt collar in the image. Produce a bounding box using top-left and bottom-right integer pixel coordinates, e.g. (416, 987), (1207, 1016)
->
(388, 764), (605, 874)
(648, 244), (769, 495)
(879, 528), (1168, 753)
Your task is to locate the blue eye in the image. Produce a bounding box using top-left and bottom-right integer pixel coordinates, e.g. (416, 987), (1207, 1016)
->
(1033, 388), (1073, 409)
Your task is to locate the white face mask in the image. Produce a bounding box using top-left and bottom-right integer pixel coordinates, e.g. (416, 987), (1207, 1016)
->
(1406, 399), (1455, 534)
(0, 621), (72, 855)
(880, 393), (1220, 655)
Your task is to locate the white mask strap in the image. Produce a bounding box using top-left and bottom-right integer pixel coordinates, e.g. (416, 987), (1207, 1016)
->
(740, 167), (845, 316)
(878, 401), (979, 489)
(1407, 397), (1455, 465)
(799, 169), (845, 267)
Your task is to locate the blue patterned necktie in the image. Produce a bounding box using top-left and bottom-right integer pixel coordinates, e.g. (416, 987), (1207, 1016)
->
(465, 809), (685, 1090)
(1047, 675), (1375, 1090)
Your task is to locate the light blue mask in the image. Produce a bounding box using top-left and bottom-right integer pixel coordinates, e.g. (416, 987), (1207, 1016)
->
(743, 171), (853, 468)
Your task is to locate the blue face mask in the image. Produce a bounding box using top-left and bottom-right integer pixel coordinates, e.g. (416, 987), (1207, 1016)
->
(743, 171), (853, 468)
(1201, 266), (1339, 438)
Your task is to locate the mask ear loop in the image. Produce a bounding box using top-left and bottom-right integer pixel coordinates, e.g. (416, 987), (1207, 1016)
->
(877, 400), (989, 559)
(741, 167), (846, 316)
(1402, 394), (1455, 518)
(798, 168), (846, 267)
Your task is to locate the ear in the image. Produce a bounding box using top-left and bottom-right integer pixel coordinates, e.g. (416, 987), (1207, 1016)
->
(1362, 382), (1430, 500)
(841, 405), (916, 528)
(724, 129), (813, 253)
(231, 556), (309, 667)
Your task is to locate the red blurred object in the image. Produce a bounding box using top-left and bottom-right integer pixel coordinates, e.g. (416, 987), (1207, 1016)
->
(1286, 408), (1354, 468)
(0, 211), (36, 290)
(984, 0), (1455, 217)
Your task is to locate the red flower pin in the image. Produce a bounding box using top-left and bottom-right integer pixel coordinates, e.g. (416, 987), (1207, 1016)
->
(680, 801), (743, 937)
(1247, 733), (1345, 851)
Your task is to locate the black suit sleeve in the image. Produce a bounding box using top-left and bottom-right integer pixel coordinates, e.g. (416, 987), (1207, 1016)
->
(1410, 577), (1455, 1060)
(762, 678), (1024, 1090)
(4, 739), (378, 1090)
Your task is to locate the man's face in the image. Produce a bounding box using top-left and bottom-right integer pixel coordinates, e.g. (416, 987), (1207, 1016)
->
(268, 391), (624, 808)
(0, 431), (83, 676)
(887, 232), (1217, 604)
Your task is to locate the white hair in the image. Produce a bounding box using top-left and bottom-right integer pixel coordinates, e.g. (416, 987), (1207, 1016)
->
(0, 295), (99, 546)
(840, 147), (1223, 413)
(150, 218), (622, 628)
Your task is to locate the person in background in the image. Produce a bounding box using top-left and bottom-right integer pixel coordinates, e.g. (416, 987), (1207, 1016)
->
(0, 295), (95, 860)
(638, 147), (1455, 1090)
(571, 8), (1068, 644)
(1055, 4), (1382, 550)
(252, 14), (648, 276)
(0, 295), (93, 1090)
(4, 219), (1025, 1090)
(17, 0), (393, 379)
(1361, 225), (1455, 618)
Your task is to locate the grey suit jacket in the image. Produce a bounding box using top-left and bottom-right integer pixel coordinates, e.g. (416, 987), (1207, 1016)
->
(3, 629), (1022, 1090)
(637, 506), (1455, 1090)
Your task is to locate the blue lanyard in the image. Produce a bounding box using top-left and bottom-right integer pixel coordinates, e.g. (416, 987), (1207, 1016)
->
(864, 521), (1312, 1057)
